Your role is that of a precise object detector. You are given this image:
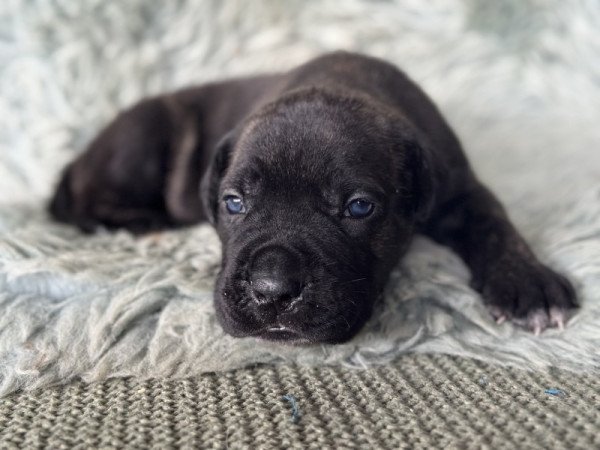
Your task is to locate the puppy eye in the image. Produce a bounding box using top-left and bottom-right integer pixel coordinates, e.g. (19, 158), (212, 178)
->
(346, 198), (374, 218)
(224, 195), (246, 214)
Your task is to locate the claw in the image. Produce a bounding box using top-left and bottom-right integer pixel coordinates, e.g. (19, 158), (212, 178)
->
(496, 315), (507, 325)
(528, 310), (549, 336)
(549, 308), (566, 331)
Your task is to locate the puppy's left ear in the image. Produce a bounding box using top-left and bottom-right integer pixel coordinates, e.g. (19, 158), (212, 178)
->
(400, 134), (437, 223)
(200, 130), (236, 225)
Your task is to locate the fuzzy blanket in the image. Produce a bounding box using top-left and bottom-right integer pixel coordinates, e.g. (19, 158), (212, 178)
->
(1, 0), (599, 396)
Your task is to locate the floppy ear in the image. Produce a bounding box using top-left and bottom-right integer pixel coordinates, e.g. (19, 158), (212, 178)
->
(400, 135), (436, 223)
(199, 131), (236, 225)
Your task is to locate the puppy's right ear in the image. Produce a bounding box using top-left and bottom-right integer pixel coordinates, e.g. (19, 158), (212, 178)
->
(200, 131), (236, 225)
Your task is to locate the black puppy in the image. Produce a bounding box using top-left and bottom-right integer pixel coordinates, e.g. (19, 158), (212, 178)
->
(50, 52), (577, 343)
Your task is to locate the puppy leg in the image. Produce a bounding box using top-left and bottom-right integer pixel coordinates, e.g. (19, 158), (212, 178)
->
(49, 98), (180, 233)
(423, 182), (577, 333)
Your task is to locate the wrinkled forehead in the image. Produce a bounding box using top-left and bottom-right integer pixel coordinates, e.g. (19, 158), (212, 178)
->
(225, 113), (395, 195)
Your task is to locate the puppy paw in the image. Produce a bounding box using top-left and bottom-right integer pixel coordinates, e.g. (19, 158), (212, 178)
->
(476, 257), (578, 334)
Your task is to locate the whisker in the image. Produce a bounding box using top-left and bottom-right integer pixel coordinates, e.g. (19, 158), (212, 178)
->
(338, 277), (367, 285)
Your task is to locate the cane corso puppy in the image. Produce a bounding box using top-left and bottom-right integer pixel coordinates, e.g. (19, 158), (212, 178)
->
(49, 52), (577, 343)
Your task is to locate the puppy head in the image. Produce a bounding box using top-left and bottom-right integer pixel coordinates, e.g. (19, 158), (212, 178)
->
(201, 89), (434, 344)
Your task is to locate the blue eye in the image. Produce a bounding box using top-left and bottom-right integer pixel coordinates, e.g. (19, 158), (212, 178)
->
(224, 196), (246, 214)
(346, 198), (374, 218)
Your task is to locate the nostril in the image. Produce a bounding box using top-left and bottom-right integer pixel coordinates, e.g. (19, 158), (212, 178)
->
(251, 290), (268, 305)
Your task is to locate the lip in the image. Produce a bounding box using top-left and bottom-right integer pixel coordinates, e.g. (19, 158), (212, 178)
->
(264, 326), (297, 339)
(266, 325), (290, 332)
(257, 325), (311, 344)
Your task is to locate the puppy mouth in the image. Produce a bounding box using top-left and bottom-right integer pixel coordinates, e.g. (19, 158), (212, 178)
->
(216, 269), (375, 344)
(266, 325), (291, 332)
(249, 306), (364, 344)
(256, 324), (312, 344)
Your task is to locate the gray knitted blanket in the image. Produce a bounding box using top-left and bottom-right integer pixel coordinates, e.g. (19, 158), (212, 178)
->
(0, 0), (599, 396)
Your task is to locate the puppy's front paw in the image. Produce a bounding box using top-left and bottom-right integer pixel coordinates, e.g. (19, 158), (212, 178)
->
(475, 256), (578, 334)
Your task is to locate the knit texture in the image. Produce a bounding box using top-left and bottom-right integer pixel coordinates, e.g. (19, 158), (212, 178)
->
(1, 0), (600, 397)
(1, 354), (598, 449)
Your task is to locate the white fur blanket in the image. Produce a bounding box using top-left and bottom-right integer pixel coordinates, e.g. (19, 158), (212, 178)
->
(1, 0), (599, 396)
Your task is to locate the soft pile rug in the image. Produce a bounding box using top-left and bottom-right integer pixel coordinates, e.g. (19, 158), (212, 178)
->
(0, 0), (598, 396)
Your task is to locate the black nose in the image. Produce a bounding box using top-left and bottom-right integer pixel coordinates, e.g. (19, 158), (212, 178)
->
(250, 246), (303, 305)
(251, 276), (301, 302)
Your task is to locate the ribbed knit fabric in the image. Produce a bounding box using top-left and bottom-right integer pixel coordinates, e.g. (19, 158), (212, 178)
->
(1, 355), (598, 449)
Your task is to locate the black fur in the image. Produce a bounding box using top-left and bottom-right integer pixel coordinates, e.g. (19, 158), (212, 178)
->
(49, 52), (577, 343)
